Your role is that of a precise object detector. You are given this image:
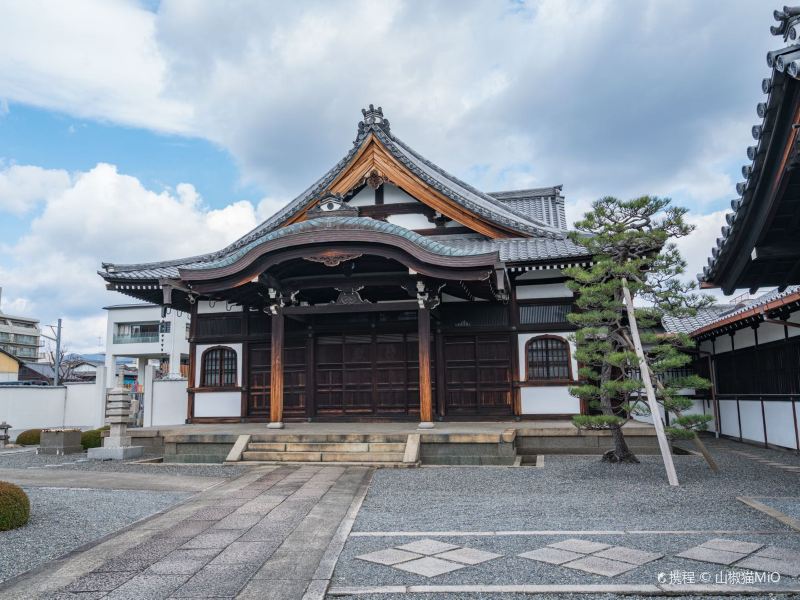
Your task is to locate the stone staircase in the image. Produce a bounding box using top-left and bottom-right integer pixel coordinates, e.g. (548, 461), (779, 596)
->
(229, 433), (414, 465)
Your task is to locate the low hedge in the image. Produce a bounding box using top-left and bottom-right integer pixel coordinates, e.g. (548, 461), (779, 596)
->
(15, 429), (41, 446)
(0, 481), (30, 531)
(80, 425), (111, 450)
(80, 429), (103, 450)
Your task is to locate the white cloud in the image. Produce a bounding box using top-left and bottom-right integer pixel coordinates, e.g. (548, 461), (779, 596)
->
(0, 0), (192, 132)
(0, 163), (260, 352)
(0, 165), (72, 215)
(0, 1), (773, 209)
(675, 209), (727, 292)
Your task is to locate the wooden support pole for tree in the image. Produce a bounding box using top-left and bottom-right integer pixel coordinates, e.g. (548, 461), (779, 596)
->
(621, 278), (679, 486)
(268, 311), (285, 429)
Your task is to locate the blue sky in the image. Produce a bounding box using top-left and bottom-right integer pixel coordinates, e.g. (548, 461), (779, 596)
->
(0, 0), (778, 351)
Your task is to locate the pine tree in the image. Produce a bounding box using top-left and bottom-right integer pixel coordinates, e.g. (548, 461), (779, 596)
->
(564, 196), (714, 464)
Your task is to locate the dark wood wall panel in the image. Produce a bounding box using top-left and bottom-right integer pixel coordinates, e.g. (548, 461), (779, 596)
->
(443, 334), (513, 416)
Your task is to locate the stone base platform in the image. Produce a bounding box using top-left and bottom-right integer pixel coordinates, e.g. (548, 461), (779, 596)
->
(87, 445), (144, 460)
(120, 421), (660, 465)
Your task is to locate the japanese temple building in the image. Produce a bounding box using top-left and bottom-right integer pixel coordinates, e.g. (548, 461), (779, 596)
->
(100, 106), (592, 428)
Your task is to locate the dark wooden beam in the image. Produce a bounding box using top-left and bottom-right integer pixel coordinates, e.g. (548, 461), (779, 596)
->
(283, 300), (418, 315)
(268, 312), (285, 428)
(750, 240), (800, 260)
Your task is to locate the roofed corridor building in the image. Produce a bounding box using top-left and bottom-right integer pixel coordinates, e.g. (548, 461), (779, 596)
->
(100, 107), (592, 427)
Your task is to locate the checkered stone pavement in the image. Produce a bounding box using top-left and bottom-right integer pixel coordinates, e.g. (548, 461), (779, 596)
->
(356, 538), (502, 577)
(677, 538), (800, 576)
(519, 538), (663, 577)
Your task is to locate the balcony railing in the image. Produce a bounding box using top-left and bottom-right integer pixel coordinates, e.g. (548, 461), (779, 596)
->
(113, 334), (159, 344)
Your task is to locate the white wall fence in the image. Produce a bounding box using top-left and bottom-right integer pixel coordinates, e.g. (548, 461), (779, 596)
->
(0, 369), (107, 438)
(635, 396), (800, 451)
(714, 395), (800, 451)
(0, 366), (188, 440)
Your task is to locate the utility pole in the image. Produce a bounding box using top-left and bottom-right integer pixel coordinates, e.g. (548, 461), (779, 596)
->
(54, 318), (62, 387)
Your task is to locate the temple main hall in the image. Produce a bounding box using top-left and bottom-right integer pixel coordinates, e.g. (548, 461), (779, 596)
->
(100, 106), (591, 427)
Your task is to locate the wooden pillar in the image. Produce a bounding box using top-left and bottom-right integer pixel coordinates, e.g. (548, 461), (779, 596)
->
(268, 311), (285, 429)
(418, 306), (434, 428)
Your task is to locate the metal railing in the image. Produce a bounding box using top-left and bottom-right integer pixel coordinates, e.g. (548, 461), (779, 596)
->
(112, 334), (159, 344)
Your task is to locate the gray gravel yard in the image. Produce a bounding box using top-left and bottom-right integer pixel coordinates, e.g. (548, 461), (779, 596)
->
(0, 487), (189, 583)
(332, 440), (800, 595)
(0, 449), (249, 478)
(352, 452), (796, 532)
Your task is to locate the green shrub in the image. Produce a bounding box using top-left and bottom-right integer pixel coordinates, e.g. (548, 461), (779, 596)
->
(80, 429), (103, 450)
(0, 481), (30, 531)
(15, 429), (41, 446)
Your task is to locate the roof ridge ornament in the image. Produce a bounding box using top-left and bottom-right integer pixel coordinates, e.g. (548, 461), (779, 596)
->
(355, 104), (390, 143)
(772, 6), (800, 41)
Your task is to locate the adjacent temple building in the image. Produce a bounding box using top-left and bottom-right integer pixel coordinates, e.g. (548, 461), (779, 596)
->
(100, 107), (591, 427)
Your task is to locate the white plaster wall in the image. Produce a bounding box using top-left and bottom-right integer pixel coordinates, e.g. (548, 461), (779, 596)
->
(150, 379), (188, 426)
(387, 213), (431, 230)
(764, 401), (798, 449)
(718, 399), (741, 438)
(731, 327), (756, 350)
(757, 323), (792, 345)
(348, 187), (375, 207)
(520, 387), (580, 414)
(517, 331), (579, 415)
(517, 269), (565, 281)
(193, 392), (241, 418)
(739, 401), (765, 443)
(383, 184), (415, 204)
(713, 335), (733, 354)
(194, 343), (243, 387)
(197, 301), (243, 314)
(516, 283), (572, 300)
(0, 372), (17, 382)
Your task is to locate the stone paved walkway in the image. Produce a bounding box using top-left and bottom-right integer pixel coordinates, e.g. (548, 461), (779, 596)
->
(0, 465), (372, 599)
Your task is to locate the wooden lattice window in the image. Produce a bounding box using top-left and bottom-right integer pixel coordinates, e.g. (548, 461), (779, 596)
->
(200, 346), (237, 387)
(526, 336), (572, 382)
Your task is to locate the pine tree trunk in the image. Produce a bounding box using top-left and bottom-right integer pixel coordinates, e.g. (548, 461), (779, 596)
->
(598, 361), (639, 464)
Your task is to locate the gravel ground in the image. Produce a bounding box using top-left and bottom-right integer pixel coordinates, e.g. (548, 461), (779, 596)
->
(757, 497), (800, 523)
(352, 451), (796, 532)
(332, 440), (800, 593)
(0, 449), (249, 478)
(0, 487), (189, 583)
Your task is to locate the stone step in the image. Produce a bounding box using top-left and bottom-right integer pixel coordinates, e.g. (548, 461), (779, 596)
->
(249, 433), (408, 444)
(321, 451), (405, 463)
(246, 441), (407, 453)
(240, 450), (406, 463)
(242, 451), (322, 462)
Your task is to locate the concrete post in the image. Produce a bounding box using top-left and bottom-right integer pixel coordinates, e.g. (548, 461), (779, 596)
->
(144, 365), (156, 427)
(136, 357), (147, 392)
(87, 387), (143, 460)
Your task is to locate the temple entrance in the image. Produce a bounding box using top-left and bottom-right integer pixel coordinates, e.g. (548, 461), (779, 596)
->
(314, 332), (421, 418)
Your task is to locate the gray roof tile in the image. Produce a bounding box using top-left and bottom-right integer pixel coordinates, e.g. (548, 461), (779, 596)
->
(662, 285), (800, 334)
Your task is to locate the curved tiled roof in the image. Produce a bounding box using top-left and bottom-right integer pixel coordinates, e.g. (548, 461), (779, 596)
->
(700, 8), (800, 285)
(101, 216), (498, 280)
(182, 217), (491, 272)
